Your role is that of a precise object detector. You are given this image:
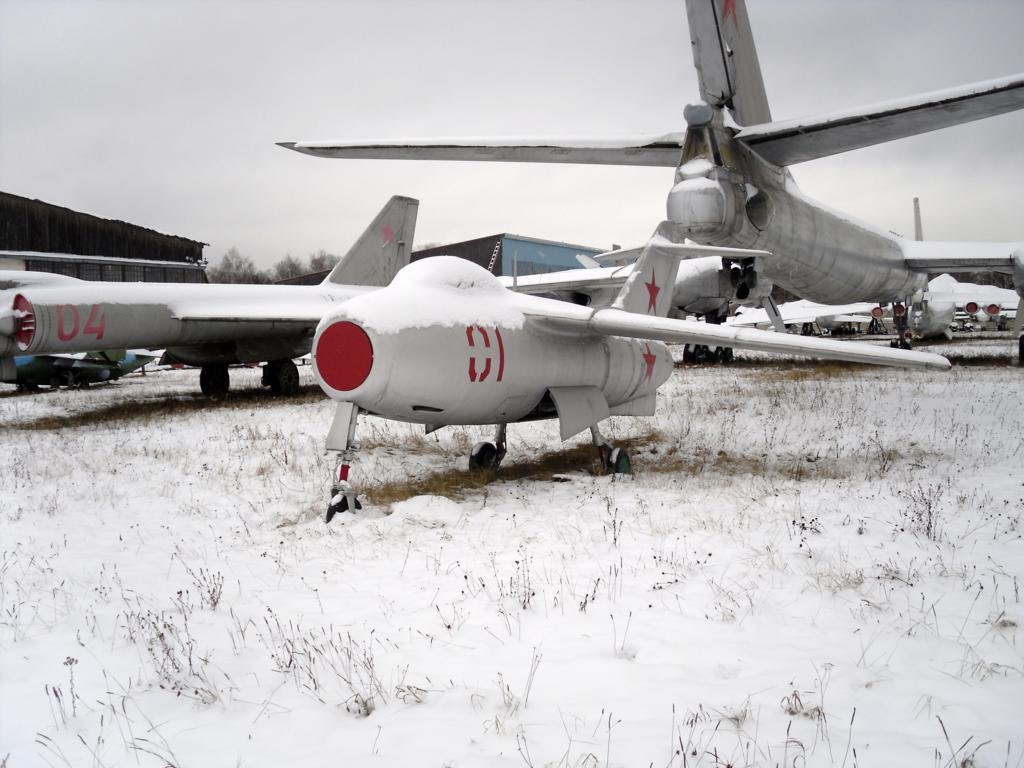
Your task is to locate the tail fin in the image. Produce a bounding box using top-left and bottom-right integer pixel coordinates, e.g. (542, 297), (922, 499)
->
(610, 228), (684, 318)
(322, 196), (419, 286)
(685, 0), (771, 126)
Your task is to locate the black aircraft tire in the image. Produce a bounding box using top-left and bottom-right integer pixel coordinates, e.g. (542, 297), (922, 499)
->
(326, 494), (362, 523)
(270, 359), (300, 396)
(607, 447), (631, 475)
(469, 442), (498, 471)
(199, 364), (230, 397)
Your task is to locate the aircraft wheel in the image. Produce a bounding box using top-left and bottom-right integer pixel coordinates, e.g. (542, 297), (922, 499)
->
(326, 491), (361, 523)
(469, 441), (499, 471)
(199, 364), (230, 397)
(606, 447), (631, 475)
(269, 359), (300, 396)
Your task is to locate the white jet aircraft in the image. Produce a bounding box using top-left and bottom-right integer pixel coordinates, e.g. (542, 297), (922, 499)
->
(0, 197), (419, 395)
(308, 225), (950, 520)
(278, 0), (1024, 358)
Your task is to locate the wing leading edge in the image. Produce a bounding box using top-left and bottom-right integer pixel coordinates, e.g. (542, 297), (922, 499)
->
(278, 135), (686, 168)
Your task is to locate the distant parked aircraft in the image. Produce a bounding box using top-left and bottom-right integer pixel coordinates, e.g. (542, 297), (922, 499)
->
(1, 350), (156, 390)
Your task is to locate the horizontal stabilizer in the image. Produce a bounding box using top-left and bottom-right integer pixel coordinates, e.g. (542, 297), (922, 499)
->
(736, 74), (1024, 166)
(279, 135), (686, 168)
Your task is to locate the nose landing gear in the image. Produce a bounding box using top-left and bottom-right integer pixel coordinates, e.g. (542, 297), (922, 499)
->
(325, 402), (363, 522)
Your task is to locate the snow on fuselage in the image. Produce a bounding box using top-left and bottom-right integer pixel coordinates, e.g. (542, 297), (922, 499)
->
(312, 257), (672, 425)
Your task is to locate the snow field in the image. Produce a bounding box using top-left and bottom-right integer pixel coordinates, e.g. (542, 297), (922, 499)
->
(1, 348), (1022, 767)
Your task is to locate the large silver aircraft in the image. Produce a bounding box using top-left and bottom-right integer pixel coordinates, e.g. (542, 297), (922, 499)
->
(0, 197), (419, 396)
(279, 0), (1024, 356)
(309, 229), (949, 519)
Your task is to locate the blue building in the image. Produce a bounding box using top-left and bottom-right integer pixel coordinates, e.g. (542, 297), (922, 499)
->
(411, 234), (606, 277)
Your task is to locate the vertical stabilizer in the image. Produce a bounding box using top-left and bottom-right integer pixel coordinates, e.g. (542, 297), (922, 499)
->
(323, 196), (419, 286)
(610, 228), (684, 318)
(685, 0), (771, 126)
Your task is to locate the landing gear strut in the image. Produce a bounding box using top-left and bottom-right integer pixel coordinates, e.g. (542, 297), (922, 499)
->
(263, 359), (300, 396)
(469, 423), (507, 471)
(591, 425), (631, 475)
(199, 364), (230, 396)
(325, 403), (362, 523)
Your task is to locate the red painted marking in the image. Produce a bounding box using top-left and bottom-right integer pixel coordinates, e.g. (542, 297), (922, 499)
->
(495, 328), (505, 382)
(12, 294), (35, 349)
(83, 305), (106, 340)
(382, 225), (395, 246)
(644, 271), (661, 313)
(56, 305), (80, 341)
(316, 321), (373, 392)
(642, 343), (657, 382)
(470, 356), (492, 382)
(466, 325), (504, 383)
(722, 0), (737, 23)
(338, 464), (350, 482)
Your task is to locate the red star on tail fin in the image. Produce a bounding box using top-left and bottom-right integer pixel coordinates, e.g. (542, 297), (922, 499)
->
(644, 271), (661, 313)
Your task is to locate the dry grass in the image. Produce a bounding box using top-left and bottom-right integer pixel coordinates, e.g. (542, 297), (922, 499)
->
(11, 384), (327, 431)
(364, 431), (662, 505)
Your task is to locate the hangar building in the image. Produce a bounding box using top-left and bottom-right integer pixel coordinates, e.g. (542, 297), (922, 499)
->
(0, 191), (207, 282)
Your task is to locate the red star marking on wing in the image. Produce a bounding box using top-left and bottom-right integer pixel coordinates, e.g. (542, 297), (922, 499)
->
(381, 225), (395, 246)
(642, 344), (657, 382)
(722, 0), (737, 23)
(644, 271), (661, 313)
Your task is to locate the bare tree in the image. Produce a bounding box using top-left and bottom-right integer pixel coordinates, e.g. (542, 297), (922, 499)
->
(206, 248), (270, 284)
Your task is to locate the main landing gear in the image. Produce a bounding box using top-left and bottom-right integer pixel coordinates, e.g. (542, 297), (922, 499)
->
(591, 425), (631, 474)
(469, 423), (507, 471)
(262, 359), (300, 396)
(199, 364), (230, 396)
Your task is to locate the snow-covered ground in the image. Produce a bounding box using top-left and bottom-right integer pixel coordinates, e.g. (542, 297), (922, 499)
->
(2, 342), (1022, 767)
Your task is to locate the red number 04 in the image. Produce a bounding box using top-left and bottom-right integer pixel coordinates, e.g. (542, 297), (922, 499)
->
(56, 304), (106, 342)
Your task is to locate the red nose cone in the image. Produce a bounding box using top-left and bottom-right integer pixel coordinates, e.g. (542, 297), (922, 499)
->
(316, 321), (373, 392)
(965, 301), (979, 314)
(870, 306), (884, 319)
(985, 303), (1000, 316)
(13, 294), (36, 349)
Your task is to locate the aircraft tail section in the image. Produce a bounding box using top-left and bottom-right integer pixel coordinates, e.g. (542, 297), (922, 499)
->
(685, 0), (771, 126)
(323, 196), (419, 287)
(610, 226), (685, 318)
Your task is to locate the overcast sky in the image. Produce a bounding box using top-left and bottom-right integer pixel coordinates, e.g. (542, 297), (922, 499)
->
(1, 0), (1022, 269)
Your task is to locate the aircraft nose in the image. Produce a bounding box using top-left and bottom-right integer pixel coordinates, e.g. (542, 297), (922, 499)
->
(314, 320), (374, 393)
